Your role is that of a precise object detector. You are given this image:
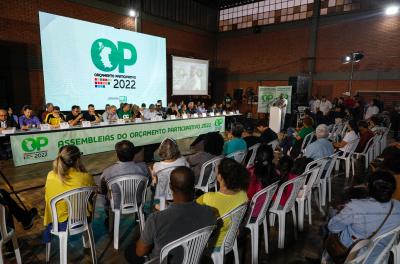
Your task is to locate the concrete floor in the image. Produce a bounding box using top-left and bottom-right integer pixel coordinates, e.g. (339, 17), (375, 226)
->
(0, 136), (359, 264)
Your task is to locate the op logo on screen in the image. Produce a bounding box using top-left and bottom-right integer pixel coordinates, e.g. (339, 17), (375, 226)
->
(91, 38), (137, 73)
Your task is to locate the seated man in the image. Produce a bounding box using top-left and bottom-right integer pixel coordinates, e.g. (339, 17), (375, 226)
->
(100, 140), (149, 220)
(304, 124), (334, 160)
(44, 106), (65, 127)
(0, 108), (17, 129)
(117, 103), (132, 120)
(83, 104), (102, 123)
(102, 105), (118, 123)
(223, 122), (247, 155)
(0, 109), (17, 159)
(18, 105), (41, 129)
(242, 122), (261, 148)
(256, 119), (277, 144)
(136, 167), (216, 263)
(143, 104), (158, 120)
(66, 105), (85, 126)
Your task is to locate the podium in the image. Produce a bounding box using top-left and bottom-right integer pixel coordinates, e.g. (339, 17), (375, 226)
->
(269, 106), (282, 134)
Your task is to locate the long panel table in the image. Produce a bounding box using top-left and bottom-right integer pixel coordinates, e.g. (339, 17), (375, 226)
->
(9, 116), (228, 166)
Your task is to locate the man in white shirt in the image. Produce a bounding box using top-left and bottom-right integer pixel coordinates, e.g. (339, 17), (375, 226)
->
(319, 96), (332, 116)
(364, 99), (380, 120)
(309, 95), (320, 114)
(277, 94), (288, 130)
(143, 104), (158, 120)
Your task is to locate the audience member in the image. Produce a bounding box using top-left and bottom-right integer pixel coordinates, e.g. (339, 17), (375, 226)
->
(309, 95), (320, 114)
(378, 146), (400, 200)
(102, 105), (118, 122)
(42, 103), (54, 122)
(43, 145), (94, 243)
(117, 103), (132, 120)
(19, 105), (41, 129)
(136, 167), (216, 263)
(242, 123), (261, 148)
(223, 122), (247, 155)
(256, 119), (277, 144)
(369, 115), (383, 134)
(364, 99), (380, 120)
(66, 105), (85, 126)
(375, 95), (384, 112)
(319, 96), (332, 116)
(304, 124), (334, 160)
(326, 170), (400, 263)
(355, 120), (374, 153)
(272, 155), (297, 207)
(44, 106), (65, 127)
(83, 104), (102, 122)
(333, 120), (359, 153)
(290, 117), (314, 158)
(196, 158), (249, 249)
(186, 132), (224, 184)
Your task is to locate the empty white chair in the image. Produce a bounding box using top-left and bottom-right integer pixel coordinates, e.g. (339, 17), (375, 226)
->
(154, 166), (180, 210)
(45, 187), (97, 264)
(322, 153), (340, 205)
(107, 174), (148, 250)
(211, 203), (248, 264)
(351, 136), (376, 171)
(335, 138), (360, 179)
(246, 143), (261, 168)
(195, 156), (224, 193)
(371, 134), (382, 160)
(380, 126), (390, 153)
(296, 161), (325, 232)
(226, 150), (247, 164)
(0, 204), (22, 264)
(269, 175), (307, 249)
(267, 139), (279, 151)
(391, 231), (400, 264)
(145, 225), (215, 264)
(244, 182), (278, 264)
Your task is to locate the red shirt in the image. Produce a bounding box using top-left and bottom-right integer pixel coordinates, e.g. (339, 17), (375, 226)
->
(356, 129), (374, 153)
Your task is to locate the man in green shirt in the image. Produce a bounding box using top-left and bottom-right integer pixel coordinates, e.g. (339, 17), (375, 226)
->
(117, 103), (132, 119)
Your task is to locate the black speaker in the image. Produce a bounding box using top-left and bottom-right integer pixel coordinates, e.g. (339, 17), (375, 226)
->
(289, 76), (310, 107)
(233, 88), (243, 101)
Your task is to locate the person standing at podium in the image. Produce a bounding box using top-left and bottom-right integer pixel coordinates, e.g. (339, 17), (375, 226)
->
(276, 94), (288, 130)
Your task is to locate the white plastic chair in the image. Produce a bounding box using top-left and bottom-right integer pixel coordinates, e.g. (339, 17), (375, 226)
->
(269, 175), (307, 249)
(322, 153), (340, 205)
(267, 139), (279, 151)
(300, 132), (315, 154)
(0, 204), (22, 264)
(391, 230), (400, 264)
(211, 203), (248, 264)
(335, 138), (360, 179)
(351, 136), (375, 171)
(145, 225), (215, 264)
(107, 174), (148, 250)
(246, 143), (261, 168)
(380, 126), (390, 153)
(371, 134), (382, 160)
(244, 182), (278, 264)
(296, 160), (326, 232)
(195, 156), (224, 193)
(45, 187), (97, 264)
(154, 166), (180, 210)
(226, 150), (247, 165)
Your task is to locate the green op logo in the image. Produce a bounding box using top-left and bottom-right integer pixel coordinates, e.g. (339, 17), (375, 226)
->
(91, 38), (137, 73)
(21, 137), (48, 152)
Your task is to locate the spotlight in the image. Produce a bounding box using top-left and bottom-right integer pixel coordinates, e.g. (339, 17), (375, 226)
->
(129, 9), (136, 17)
(342, 55), (351, 64)
(352, 52), (364, 62)
(385, 5), (399, 15)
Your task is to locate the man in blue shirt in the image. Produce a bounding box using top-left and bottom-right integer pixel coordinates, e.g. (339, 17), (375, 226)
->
(223, 122), (247, 155)
(304, 124), (334, 160)
(18, 105), (41, 129)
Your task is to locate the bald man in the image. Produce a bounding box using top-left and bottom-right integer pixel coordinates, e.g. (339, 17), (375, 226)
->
(136, 167), (216, 263)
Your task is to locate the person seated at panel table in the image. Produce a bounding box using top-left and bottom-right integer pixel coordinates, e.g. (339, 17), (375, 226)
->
(197, 102), (207, 114)
(131, 104), (143, 119)
(186, 102), (197, 115)
(19, 105), (41, 130)
(186, 132), (224, 185)
(102, 105), (118, 123)
(117, 103), (132, 120)
(0, 108), (17, 130)
(196, 158), (248, 251)
(100, 140), (150, 225)
(143, 104), (158, 120)
(178, 104), (187, 115)
(223, 122), (247, 156)
(66, 105), (85, 126)
(43, 145), (95, 244)
(166, 103), (181, 117)
(41, 103), (54, 122)
(355, 120), (374, 153)
(156, 100), (166, 114)
(256, 119), (278, 145)
(304, 124), (334, 161)
(135, 167), (216, 264)
(83, 104), (102, 123)
(44, 106), (66, 127)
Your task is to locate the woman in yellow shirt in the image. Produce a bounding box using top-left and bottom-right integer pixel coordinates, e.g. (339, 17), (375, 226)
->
(196, 158), (249, 249)
(43, 145), (94, 242)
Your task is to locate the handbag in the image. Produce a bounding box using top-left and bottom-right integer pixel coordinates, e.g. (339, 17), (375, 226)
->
(325, 201), (393, 264)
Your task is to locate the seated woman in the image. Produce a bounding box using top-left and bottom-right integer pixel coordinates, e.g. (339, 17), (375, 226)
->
(223, 122), (247, 156)
(326, 170), (400, 263)
(369, 115), (384, 134)
(196, 158), (249, 250)
(186, 132), (224, 185)
(166, 103), (181, 118)
(247, 144), (279, 218)
(43, 145), (94, 243)
(333, 120), (359, 153)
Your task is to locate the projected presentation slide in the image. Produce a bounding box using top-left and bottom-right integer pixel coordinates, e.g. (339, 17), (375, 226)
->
(172, 56), (209, 96)
(39, 12), (166, 110)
